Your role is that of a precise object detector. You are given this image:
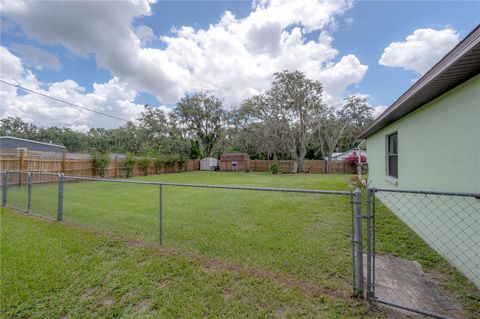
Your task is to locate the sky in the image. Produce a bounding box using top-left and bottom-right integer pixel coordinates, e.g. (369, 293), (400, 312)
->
(0, 0), (479, 130)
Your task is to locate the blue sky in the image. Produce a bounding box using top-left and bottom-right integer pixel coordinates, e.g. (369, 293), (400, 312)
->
(1, 0), (479, 129)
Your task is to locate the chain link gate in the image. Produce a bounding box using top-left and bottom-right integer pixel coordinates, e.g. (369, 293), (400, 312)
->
(366, 187), (480, 319)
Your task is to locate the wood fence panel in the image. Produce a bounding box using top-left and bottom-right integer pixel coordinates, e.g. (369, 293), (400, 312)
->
(1, 149), (355, 175)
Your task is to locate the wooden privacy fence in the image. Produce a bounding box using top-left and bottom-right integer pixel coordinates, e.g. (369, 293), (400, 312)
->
(0, 148), (200, 178)
(221, 159), (355, 174)
(1, 148), (355, 176)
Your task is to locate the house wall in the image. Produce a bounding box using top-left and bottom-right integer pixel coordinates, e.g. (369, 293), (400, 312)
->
(366, 74), (480, 288)
(367, 74), (480, 193)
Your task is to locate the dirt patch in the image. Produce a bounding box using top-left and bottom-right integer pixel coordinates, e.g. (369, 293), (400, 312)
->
(275, 306), (297, 318)
(368, 254), (464, 318)
(121, 289), (139, 301)
(134, 299), (151, 312)
(80, 287), (97, 301)
(103, 298), (114, 306)
(200, 254), (350, 300)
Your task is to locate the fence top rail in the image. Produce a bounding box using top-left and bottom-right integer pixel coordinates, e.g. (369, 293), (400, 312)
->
(63, 175), (352, 195)
(2, 170), (61, 176)
(370, 187), (480, 199)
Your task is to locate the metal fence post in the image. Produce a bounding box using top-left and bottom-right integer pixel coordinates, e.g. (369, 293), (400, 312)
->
(366, 188), (373, 299)
(159, 184), (163, 245)
(57, 173), (64, 221)
(353, 188), (364, 297)
(2, 172), (8, 207)
(27, 172), (32, 213)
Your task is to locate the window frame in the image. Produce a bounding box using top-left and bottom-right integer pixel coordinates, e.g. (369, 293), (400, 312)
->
(386, 132), (398, 179)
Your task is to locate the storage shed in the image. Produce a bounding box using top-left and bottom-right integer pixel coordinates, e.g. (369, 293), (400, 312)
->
(219, 153), (250, 172)
(200, 157), (218, 171)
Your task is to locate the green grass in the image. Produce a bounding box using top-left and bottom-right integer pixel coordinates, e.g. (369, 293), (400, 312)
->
(2, 172), (479, 317)
(6, 172), (356, 292)
(1, 209), (376, 319)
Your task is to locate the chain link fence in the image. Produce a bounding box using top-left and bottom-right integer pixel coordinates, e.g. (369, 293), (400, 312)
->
(366, 188), (480, 319)
(6, 171), (477, 317)
(2, 171), (29, 212)
(1, 171), (61, 220)
(2, 172), (359, 296)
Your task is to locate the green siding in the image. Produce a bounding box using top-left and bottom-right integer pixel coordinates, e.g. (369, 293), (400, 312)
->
(366, 74), (480, 288)
(367, 74), (480, 193)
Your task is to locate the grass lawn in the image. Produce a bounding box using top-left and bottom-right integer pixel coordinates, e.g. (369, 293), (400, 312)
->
(2, 172), (479, 317)
(1, 209), (376, 319)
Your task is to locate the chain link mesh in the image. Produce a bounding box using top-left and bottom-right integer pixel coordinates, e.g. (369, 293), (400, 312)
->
(370, 189), (480, 318)
(31, 172), (60, 219)
(3, 172), (29, 212)
(3, 171), (479, 317)
(162, 186), (354, 289)
(2, 173), (355, 295)
(63, 177), (160, 241)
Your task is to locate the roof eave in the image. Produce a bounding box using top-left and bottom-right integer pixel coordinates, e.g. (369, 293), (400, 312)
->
(360, 25), (480, 139)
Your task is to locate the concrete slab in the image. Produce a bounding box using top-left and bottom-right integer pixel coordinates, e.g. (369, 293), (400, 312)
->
(366, 254), (464, 318)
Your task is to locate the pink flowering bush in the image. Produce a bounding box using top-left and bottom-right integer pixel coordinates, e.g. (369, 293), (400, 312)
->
(344, 152), (367, 166)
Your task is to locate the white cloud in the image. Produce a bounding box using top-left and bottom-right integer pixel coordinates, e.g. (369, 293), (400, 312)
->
(134, 25), (156, 45)
(2, 0), (369, 127)
(11, 43), (61, 71)
(372, 105), (387, 118)
(379, 28), (460, 75)
(0, 46), (144, 130)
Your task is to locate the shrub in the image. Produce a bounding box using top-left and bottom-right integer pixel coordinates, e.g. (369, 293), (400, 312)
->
(344, 152), (367, 166)
(138, 158), (151, 176)
(92, 152), (110, 178)
(177, 156), (187, 170)
(165, 154), (177, 165)
(154, 156), (166, 173)
(122, 154), (136, 178)
(270, 163), (279, 175)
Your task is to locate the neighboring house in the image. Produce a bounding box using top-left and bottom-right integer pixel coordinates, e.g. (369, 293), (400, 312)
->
(219, 153), (250, 172)
(0, 136), (66, 154)
(359, 25), (480, 288)
(331, 148), (367, 161)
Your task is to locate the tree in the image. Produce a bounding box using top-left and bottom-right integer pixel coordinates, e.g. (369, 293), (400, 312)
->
(189, 140), (202, 159)
(137, 104), (169, 153)
(231, 94), (294, 161)
(122, 154), (136, 178)
(338, 96), (373, 150)
(87, 128), (112, 153)
(37, 127), (88, 152)
(0, 117), (38, 139)
(91, 152), (110, 178)
(268, 70), (324, 172)
(315, 95), (373, 173)
(137, 157), (151, 176)
(109, 122), (141, 154)
(175, 93), (225, 158)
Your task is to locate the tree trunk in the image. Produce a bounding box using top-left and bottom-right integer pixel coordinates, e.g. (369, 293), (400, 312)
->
(297, 148), (306, 173)
(323, 155), (332, 174)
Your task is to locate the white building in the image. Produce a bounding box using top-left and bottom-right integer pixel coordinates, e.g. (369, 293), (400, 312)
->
(200, 157), (218, 171)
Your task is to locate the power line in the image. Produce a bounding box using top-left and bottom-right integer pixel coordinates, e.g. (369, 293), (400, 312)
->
(0, 79), (130, 122)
